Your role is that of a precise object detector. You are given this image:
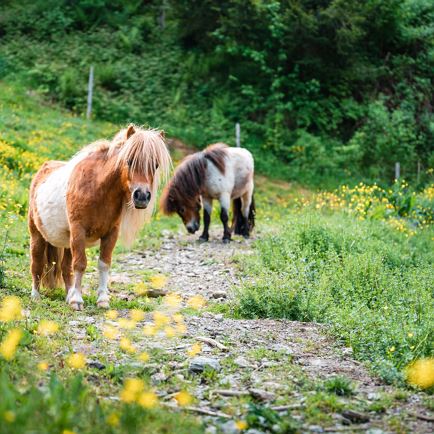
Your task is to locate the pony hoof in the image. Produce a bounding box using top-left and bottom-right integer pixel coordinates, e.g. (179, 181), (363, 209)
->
(198, 236), (209, 242)
(222, 238), (231, 244)
(31, 291), (41, 300)
(69, 301), (84, 311)
(97, 300), (110, 309)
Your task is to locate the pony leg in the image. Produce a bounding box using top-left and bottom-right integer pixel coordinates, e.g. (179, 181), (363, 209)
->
(199, 197), (212, 242)
(219, 192), (231, 243)
(240, 181), (254, 238)
(97, 226), (119, 309)
(29, 219), (47, 300)
(67, 226), (86, 310)
(61, 248), (73, 294)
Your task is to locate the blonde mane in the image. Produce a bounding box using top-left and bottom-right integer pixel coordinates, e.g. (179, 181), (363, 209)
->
(113, 125), (171, 246)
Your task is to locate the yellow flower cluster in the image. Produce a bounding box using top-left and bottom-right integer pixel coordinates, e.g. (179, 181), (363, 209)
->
(406, 358), (434, 389)
(297, 181), (434, 236)
(0, 296), (23, 322)
(119, 378), (158, 408)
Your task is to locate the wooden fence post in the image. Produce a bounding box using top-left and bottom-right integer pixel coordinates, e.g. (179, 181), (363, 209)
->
(235, 122), (240, 147)
(395, 162), (400, 181)
(86, 65), (94, 120)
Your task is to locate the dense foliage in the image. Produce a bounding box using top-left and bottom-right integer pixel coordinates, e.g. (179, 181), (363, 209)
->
(0, 0), (433, 185)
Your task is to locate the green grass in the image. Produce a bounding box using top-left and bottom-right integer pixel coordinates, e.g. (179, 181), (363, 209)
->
(233, 210), (434, 384)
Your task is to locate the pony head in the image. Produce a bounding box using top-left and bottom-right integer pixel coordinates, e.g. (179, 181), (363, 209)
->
(111, 125), (170, 210)
(160, 153), (206, 234)
(110, 124), (172, 245)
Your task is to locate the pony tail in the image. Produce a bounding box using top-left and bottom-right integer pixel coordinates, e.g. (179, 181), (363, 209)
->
(248, 194), (255, 231)
(232, 195), (255, 235)
(232, 198), (244, 235)
(41, 243), (64, 289)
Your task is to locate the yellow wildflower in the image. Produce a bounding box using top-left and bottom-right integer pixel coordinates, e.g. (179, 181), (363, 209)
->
(406, 358), (434, 389)
(235, 420), (248, 430)
(133, 282), (148, 296)
(0, 296), (23, 322)
(149, 275), (167, 289)
(175, 322), (187, 335)
(153, 312), (170, 328)
(36, 320), (59, 336)
(120, 378), (145, 403)
(105, 310), (118, 320)
(187, 295), (206, 309)
(172, 313), (184, 323)
(164, 326), (176, 338)
(138, 352), (150, 362)
(102, 325), (119, 340)
(138, 391), (158, 409)
(143, 324), (156, 336)
(37, 361), (49, 371)
(129, 309), (145, 322)
(165, 293), (182, 308)
(118, 318), (136, 330)
(175, 390), (193, 407)
(187, 342), (202, 357)
(62, 430), (76, 434)
(106, 412), (120, 427)
(66, 353), (86, 369)
(120, 337), (136, 353)
(0, 328), (23, 361)
(3, 410), (15, 423)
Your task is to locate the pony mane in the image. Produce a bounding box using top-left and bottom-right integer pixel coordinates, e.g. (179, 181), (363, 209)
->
(110, 125), (172, 246)
(161, 143), (228, 215)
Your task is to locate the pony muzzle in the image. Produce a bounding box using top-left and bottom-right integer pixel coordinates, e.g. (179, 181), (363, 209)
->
(186, 220), (200, 234)
(132, 188), (151, 209)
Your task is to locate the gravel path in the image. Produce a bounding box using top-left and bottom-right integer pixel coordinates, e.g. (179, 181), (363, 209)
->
(70, 230), (432, 433)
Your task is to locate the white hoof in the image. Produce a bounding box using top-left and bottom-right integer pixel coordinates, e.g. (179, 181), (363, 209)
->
(67, 288), (84, 311)
(31, 290), (41, 300)
(69, 301), (84, 311)
(97, 300), (110, 309)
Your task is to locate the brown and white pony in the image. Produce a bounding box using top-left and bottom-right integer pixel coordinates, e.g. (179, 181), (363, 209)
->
(161, 143), (255, 243)
(28, 125), (171, 310)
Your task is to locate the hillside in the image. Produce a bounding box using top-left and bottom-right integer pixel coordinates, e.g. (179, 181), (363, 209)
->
(1, 0), (433, 185)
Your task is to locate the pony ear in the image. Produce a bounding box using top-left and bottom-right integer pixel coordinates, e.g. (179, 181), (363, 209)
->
(126, 124), (135, 139)
(159, 130), (166, 140)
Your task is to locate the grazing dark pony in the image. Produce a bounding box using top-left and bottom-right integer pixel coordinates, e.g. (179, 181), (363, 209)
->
(28, 125), (171, 310)
(161, 143), (255, 243)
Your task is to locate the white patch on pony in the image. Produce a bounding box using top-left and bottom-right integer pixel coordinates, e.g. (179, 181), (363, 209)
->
(35, 154), (88, 248)
(204, 147), (254, 201)
(31, 283), (40, 300)
(97, 260), (110, 307)
(66, 271), (84, 310)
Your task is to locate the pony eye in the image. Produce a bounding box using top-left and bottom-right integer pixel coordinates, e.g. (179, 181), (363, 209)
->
(179, 206), (185, 214)
(127, 160), (133, 167)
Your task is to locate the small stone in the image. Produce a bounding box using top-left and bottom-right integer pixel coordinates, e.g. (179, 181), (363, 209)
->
(308, 425), (324, 433)
(249, 388), (276, 401)
(87, 360), (105, 370)
(234, 356), (252, 368)
(189, 357), (221, 373)
(151, 371), (167, 383)
(341, 410), (369, 423)
(211, 291), (227, 299)
(218, 421), (238, 434)
(367, 392), (381, 401)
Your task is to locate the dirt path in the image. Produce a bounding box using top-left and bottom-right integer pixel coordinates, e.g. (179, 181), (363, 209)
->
(70, 230), (432, 433)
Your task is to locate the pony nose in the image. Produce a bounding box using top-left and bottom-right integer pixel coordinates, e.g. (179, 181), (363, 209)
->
(133, 188), (151, 208)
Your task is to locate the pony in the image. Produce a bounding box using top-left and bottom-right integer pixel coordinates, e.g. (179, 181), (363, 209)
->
(161, 143), (255, 243)
(28, 124), (171, 310)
